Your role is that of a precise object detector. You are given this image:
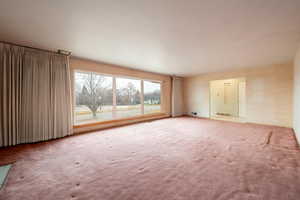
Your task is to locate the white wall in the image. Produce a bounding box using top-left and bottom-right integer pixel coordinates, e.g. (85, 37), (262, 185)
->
(183, 63), (294, 127)
(294, 47), (300, 141)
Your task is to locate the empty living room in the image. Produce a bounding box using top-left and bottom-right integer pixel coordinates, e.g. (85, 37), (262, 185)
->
(1, 0), (300, 200)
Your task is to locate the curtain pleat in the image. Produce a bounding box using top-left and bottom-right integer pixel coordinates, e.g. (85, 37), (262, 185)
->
(0, 43), (73, 147)
(0, 44), (24, 146)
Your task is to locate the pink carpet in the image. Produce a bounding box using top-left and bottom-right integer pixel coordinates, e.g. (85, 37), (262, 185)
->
(0, 117), (300, 200)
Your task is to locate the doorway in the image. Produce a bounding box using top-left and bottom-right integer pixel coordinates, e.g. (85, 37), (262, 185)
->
(210, 78), (246, 122)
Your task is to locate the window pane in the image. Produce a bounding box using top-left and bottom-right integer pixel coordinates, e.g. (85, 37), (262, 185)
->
(116, 78), (141, 118)
(74, 71), (113, 125)
(144, 81), (161, 114)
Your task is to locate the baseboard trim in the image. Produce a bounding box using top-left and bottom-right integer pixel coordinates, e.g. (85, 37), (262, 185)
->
(185, 114), (294, 129)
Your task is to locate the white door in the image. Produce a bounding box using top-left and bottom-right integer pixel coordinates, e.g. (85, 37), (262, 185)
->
(223, 80), (239, 116)
(210, 79), (239, 117)
(210, 82), (224, 116)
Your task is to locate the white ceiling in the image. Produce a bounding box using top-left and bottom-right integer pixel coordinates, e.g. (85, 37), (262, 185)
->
(1, 0), (300, 76)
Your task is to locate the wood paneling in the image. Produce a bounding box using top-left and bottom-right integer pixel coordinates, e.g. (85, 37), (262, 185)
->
(73, 113), (166, 129)
(74, 114), (170, 134)
(183, 63), (294, 127)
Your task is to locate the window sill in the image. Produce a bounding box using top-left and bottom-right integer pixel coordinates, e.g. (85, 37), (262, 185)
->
(73, 113), (169, 129)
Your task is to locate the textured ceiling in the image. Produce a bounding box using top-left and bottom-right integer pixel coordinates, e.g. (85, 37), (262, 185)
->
(1, 0), (300, 76)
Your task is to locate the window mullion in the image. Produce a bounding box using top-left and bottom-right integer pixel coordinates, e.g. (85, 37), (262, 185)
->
(141, 80), (144, 115)
(112, 77), (117, 118)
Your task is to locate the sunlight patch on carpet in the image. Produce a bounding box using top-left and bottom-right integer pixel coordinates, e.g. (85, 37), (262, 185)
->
(0, 164), (12, 189)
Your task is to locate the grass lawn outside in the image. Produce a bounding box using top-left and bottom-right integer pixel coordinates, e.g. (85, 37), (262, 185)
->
(74, 104), (161, 125)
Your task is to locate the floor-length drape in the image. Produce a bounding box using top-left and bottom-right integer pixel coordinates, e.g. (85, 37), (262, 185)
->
(0, 43), (24, 146)
(0, 43), (73, 147)
(171, 76), (183, 117)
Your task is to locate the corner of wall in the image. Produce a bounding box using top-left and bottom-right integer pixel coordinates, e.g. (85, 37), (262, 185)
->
(294, 46), (300, 143)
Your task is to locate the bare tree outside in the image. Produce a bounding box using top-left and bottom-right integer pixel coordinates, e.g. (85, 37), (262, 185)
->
(74, 73), (161, 124)
(77, 72), (111, 118)
(117, 82), (140, 105)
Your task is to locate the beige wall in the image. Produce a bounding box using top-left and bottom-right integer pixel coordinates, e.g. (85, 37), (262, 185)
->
(294, 48), (300, 141)
(70, 57), (172, 133)
(183, 63), (294, 127)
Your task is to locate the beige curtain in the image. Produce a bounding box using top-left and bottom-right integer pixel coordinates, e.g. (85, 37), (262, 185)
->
(0, 44), (24, 146)
(171, 76), (184, 117)
(0, 43), (73, 147)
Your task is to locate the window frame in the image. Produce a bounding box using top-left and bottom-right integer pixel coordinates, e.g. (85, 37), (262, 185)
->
(73, 69), (163, 127)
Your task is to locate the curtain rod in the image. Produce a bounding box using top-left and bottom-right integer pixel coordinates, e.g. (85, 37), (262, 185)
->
(0, 40), (71, 56)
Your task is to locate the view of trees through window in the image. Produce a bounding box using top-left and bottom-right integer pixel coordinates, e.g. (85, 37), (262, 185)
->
(116, 78), (141, 118)
(144, 81), (161, 114)
(75, 72), (113, 124)
(74, 71), (161, 125)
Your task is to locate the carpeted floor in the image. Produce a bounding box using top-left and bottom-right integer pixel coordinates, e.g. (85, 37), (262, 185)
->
(0, 117), (300, 200)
